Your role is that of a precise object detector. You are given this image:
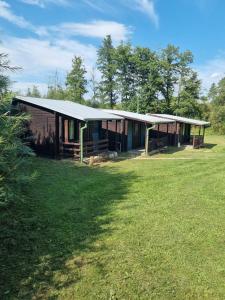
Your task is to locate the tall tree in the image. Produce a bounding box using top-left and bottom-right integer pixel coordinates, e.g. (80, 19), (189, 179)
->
(97, 35), (117, 108)
(26, 85), (41, 98)
(210, 78), (225, 133)
(133, 47), (162, 113)
(115, 42), (136, 110)
(158, 45), (193, 112)
(66, 56), (87, 103)
(173, 70), (201, 117)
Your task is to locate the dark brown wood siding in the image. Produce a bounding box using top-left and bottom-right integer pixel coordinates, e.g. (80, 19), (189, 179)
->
(16, 102), (57, 156)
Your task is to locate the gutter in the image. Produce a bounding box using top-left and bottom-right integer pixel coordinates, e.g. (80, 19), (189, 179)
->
(80, 122), (88, 163)
(145, 124), (156, 155)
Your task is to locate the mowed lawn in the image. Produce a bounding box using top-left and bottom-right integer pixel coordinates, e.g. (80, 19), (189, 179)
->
(2, 135), (225, 299)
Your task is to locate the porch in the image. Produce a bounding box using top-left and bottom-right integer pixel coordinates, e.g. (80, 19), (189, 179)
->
(61, 139), (109, 158)
(59, 117), (109, 159)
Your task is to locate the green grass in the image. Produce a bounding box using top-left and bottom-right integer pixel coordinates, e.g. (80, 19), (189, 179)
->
(2, 135), (225, 299)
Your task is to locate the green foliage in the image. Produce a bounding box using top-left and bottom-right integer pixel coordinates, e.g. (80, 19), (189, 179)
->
(159, 45), (193, 112)
(26, 85), (41, 98)
(173, 71), (202, 117)
(97, 35), (118, 108)
(133, 47), (162, 113)
(0, 53), (20, 98)
(209, 78), (225, 134)
(46, 84), (66, 100)
(96, 38), (201, 117)
(115, 42), (136, 109)
(0, 96), (34, 205)
(66, 56), (87, 103)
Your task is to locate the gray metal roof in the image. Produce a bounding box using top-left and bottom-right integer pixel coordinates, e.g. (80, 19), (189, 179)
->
(150, 114), (210, 126)
(103, 109), (175, 124)
(13, 96), (123, 121)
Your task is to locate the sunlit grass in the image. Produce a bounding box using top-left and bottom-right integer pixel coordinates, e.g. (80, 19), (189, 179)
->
(1, 134), (225, 299)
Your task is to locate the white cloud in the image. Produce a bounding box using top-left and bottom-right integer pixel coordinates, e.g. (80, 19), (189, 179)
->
(0, 1), (131, 41)
(0, 0), (32, 28)
(51, 20), (132, 42)
(0, 36), (98, 95)
(196, 55), (225, 93)
(0, 0), (49, 35)
(134, 0), (159, 27)
(20, 0), (70, 8)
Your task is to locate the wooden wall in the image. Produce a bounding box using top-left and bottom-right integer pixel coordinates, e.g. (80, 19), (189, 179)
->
(16, 102), (57, 156)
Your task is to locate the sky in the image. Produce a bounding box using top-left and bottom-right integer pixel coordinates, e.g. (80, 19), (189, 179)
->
(0, 0), (225, 95)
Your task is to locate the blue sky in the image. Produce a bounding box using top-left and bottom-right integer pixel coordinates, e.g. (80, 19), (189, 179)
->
(0, 0), (225, 95)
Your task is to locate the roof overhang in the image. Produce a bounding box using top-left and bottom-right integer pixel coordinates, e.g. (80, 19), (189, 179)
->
(13, 96), (123, 122)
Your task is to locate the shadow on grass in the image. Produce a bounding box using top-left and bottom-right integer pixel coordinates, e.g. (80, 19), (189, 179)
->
(203, 143), (217, 149)
(0, 158), (137, 299)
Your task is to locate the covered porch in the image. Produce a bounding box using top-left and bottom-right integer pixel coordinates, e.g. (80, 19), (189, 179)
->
(60, 118), (109, 159)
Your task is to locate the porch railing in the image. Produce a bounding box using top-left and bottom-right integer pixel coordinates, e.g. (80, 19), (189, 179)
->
(190, 135), (204, 149)
(149, 136), (168, 151)
(61, 139), (109, 158)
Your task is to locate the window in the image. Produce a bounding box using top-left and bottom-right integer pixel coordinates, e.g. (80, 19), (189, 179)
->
(69, 120), (75, 140)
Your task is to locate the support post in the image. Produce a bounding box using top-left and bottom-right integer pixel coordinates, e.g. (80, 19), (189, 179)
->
(80, 122), (88, 163)
(202, 126), (205, 144)
(54, 112), (60, 159)
(145, 124), (156, 156)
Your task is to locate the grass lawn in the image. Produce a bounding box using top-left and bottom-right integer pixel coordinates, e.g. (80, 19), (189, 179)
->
(2, 134), (225, 299)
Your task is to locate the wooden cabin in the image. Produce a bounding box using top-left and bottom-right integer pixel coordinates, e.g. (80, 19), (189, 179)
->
(12, 96), (122, 160)
(150, 114), (210, 148)
(101, 110), (174, 152)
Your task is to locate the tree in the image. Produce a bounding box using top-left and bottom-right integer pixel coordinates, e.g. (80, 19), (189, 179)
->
(65, 56), (87, 103)
(173, 71), (201, 117)
(0, 53), (20, 99)
(97, 35), (117, 108)
(0, 53), (33, 205)
(88, 67), (99, 107)
(209, 78), (225, 133)
(133, 47), (162, 113)
(158, 45), (193, 112)
(26, 85), (41, 98)
(115, 42), (136, 110)
(46, 71), (66, 100)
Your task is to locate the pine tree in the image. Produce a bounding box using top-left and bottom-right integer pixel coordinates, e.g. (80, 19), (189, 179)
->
(97, 35), (117, 108)
(66, 56), (87, 103)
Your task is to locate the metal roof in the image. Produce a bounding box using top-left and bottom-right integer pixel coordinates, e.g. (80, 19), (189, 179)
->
(150, 114), (210, 126)
(13, 96), (123, 121)
(103, 109), (175, 124)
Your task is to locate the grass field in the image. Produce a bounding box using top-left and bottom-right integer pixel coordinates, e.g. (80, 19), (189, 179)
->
(2, 134), (225, 299)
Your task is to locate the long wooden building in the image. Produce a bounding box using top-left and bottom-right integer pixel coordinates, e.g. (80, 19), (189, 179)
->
(150, 114), (210, 148)
(12, 96), (123, 160)
(102, 109), (174, 152)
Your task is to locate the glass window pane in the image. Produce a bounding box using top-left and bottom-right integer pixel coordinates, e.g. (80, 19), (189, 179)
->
(69, 120), (74, 140)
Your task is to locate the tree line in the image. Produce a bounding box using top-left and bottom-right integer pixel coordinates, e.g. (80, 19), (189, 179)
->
(26, 35), (204, 118)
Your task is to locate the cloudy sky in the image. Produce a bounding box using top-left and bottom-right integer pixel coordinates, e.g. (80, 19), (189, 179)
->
(0, 0), (225, 95)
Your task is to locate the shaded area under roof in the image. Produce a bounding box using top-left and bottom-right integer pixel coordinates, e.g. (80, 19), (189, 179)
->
(13, 96), (123, 121)
(150, 114), (210, 126)
(103, 109), (175, 124)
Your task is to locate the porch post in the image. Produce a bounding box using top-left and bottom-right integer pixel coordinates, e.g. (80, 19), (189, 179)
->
(80, 122), (87, 163)
(202, 126), (205, 144)
(145, 124), (155, 155)
(54, 112), (60, 159)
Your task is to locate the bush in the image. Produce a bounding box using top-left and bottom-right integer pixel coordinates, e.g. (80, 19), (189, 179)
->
(0, 95), (35, 206)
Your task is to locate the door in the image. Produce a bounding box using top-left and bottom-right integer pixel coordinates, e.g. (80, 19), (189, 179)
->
(127, 121), (133, 150)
